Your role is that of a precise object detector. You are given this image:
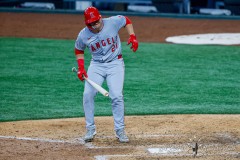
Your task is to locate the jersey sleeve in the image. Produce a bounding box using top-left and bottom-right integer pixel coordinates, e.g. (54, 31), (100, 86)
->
(110, 15), (127, 31)
(75, 31), (86, 51)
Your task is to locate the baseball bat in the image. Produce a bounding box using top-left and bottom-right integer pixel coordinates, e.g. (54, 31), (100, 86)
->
(72, 67), (109, 97)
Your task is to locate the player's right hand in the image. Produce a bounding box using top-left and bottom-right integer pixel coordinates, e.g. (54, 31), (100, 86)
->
(77, 68), (88, 81)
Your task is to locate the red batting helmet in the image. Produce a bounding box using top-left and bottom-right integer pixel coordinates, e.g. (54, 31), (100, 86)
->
(84, 7), (101, 26)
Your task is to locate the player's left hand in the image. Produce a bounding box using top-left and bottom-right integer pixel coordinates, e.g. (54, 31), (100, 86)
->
(127, 34), (138, 52)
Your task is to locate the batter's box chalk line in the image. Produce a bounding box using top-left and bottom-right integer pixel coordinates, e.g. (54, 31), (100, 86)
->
(94, 152), (194, 160)
(0, 135), (74, 143)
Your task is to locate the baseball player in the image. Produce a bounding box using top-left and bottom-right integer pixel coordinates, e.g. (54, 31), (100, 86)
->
(74, 6), (138, 143)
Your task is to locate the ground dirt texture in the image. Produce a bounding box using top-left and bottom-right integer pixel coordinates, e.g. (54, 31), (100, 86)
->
(0, 12), (240, 160)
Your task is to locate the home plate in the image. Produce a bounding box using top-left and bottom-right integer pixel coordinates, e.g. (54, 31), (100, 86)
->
(166, 33), (240, 45)
(148, 147), (182, 154)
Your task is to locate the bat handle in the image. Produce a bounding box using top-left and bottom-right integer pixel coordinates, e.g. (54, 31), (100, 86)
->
(72, 67), (78, 73)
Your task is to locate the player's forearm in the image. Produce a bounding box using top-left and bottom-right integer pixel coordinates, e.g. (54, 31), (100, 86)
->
(125, 16), (135, 36)
(75, 48), (84, 60)
(75, 49), (87, 81)
(125, 24), (135, 36)
(76, 54), (84, 60)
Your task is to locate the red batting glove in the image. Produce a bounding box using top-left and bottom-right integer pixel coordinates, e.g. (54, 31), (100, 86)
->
(127, 34), (138, 52)
(77, 59), (88, 81)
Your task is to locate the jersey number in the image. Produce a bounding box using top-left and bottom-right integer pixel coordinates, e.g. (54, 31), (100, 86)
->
(111, 43), (118, 52)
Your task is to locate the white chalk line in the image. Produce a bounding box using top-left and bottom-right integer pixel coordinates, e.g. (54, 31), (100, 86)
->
(0, 134), (190, 151)
(0, 134), (185, 147)
(94, 143), (240, 160)
(0, 135), (129, 149)
(0, 135), (100, 149)
(0, 133), (184, 141)
(0, 135), (79, 144)
(95, 151), (240, 160)
(95, 153), (195, 160)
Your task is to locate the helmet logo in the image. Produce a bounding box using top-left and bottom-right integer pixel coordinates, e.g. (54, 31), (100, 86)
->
(90, 12), (95, 18)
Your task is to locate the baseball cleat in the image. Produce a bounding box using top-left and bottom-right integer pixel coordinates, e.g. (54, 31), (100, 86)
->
(116, 129), (129, 143)
(83, 129), (96, 142)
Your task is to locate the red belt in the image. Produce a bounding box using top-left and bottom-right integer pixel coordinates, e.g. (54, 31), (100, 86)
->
(118, 54), (122, 59)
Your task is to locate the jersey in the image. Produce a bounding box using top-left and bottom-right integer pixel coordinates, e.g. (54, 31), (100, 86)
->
(75, 15), (126, 63)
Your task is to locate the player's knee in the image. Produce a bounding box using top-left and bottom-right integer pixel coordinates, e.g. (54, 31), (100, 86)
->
(83, 91), (96, 101)
(111, 93), (124, 105)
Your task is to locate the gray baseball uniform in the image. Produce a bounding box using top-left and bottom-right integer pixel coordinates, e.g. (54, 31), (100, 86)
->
(75, 15), (126, 131)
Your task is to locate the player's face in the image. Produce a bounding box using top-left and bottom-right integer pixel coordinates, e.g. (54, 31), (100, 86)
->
(89, 20), (100, 26)
(88, 19), (103, 31)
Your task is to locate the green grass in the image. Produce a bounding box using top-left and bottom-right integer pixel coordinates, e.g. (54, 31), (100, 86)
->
(0, 37), (240, 122)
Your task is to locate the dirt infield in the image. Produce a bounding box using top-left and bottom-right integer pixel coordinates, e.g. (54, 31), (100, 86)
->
(0, 115), (240, 159)
(0, 12), (240, 160)
(1, 12), (240, 42)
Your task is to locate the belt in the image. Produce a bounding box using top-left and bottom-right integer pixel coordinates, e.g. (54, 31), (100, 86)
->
(106, 54), (122, 63)
(107, 54), (122, 63)
(93, 54), (122, 63)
